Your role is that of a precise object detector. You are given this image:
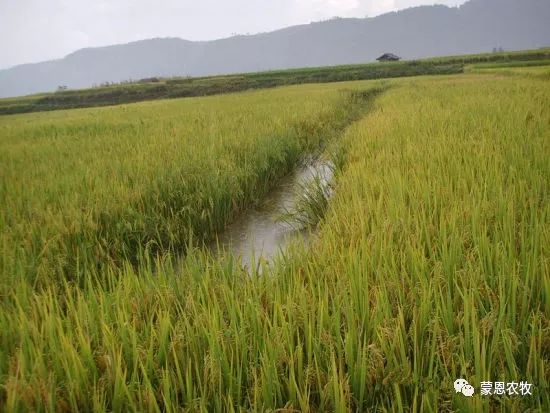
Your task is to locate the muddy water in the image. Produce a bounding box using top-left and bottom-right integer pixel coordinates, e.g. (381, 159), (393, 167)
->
(210, 158), (334, 270)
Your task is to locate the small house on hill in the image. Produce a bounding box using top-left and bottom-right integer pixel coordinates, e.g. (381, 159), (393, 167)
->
(376, 53), (401, 62)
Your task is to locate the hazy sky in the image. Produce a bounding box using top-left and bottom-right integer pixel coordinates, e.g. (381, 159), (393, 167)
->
(0, 0), (467, 69)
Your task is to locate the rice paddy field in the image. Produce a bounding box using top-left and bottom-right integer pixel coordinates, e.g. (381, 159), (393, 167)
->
(0, 64), (549, 411)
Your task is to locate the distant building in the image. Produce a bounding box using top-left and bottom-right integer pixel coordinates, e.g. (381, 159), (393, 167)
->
(376, 53), (401, 62)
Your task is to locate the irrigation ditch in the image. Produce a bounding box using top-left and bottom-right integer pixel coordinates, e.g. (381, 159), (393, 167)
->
(18, 86), (387, 286)
(208, 156), (334, 270)
(206, 87), (388, 271)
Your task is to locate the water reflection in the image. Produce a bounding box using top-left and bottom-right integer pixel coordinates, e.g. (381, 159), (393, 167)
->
(210, 158), (334, 270)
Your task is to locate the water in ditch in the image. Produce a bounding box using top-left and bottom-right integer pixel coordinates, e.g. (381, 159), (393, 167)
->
(209, 157), (334, 271)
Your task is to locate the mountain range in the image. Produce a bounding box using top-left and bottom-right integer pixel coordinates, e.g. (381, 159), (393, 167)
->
(1, 0), (549, 98)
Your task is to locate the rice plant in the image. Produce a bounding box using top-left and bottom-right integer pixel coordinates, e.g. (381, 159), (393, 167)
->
(0, 66), (548, 412)
(278, 161), (335, 230)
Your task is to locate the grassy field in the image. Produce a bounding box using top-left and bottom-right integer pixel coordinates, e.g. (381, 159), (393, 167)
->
(1, 48), (549, 115)
(0, 61), (458, 115)
(0, 82), (384, 290)
(0, 64), (549, 411)
(466, 63), (550, 80)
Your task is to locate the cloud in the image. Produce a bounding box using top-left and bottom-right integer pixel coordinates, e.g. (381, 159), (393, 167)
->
(283, 0), (465, 23)
(367, 0), (398, 16)
(294, 0), (362, 15)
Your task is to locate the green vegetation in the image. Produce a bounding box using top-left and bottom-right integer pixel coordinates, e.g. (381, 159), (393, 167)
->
(466, 59), (550, 70)
(1, 48), (548, 116)
(0, 61), (456, 115)
(0, 83), (381, 289)
(279, 167), (335, 230)
(467, 62), (550, 80)
(424, 47), (550, 65)
(0, 63), (549, 411)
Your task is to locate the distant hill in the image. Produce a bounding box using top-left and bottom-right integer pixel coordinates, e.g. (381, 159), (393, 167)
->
(1, 0), (549, 98)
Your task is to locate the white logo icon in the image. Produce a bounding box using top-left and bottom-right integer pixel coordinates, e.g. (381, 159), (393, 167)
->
(462, 384), (475, 397)
(454, 378), (475, 397)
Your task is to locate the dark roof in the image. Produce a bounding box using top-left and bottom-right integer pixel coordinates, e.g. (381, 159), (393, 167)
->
(376, 53), (401, 61)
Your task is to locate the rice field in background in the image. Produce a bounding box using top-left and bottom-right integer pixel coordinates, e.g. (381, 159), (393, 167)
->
(466, 60), (550, 80)
(0, 66), (548, 411)
(1, 48), (549, 116)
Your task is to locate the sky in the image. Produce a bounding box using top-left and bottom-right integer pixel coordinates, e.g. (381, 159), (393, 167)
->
(0, 0), (467, 70)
